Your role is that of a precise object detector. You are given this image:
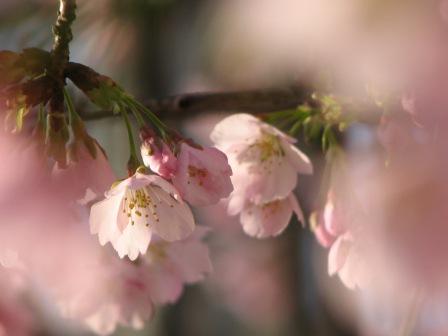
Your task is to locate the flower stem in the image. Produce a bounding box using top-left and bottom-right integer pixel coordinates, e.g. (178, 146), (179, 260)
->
(130, 107), (146, 128)
(121, 110), (140, 175)
(63, 88), (80, 126)
(125, 96), (168, 138)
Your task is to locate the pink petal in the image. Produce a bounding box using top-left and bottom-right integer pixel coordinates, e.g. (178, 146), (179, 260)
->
(89, 193), (124, 246)
(147, 176), (196, 242)
(210, 113), (263, 148)
(166, 227), (213, 283)
(328, 235), (352, 276)
(240, 197), (294, 238)
(172, 144), (233, 206)
(114, 223), (152, 261)
(281, 139), (313, 175)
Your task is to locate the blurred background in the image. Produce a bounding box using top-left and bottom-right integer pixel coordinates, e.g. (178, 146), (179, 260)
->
(2, 1), (443, 335)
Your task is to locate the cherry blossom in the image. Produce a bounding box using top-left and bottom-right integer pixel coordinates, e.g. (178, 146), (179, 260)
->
(239, 194), (304, 238)
(141, 136), (233, 207)
(90, 172), (195, 260)
(171, 143), (233, 207)
(211, 114), (312, 207)
(146, 226), (213, 304)
(0, 279), (34, 336)
(52, 140), (115, 201)
(313, 191), (367, 290)
(210, 113), (312, 235)
(59, 255), (155, 336)
(140, 132), (177, 179)
(327, 233), (367, 290)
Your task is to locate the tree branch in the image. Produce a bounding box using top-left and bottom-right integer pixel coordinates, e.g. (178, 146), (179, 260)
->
(51, 0), (76, 80)
(79, 85), (313, 121)
(48, 0), (76, 127)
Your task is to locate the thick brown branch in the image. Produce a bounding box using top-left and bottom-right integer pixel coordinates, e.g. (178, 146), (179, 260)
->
(48, 0), (76, 128)
(51, 0), (76, 80)
(79, 85), (312, 121)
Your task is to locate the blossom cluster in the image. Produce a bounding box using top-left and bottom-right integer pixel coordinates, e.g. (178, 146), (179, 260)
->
(0, 43), (319, 333)
(211, 113), (313, 238)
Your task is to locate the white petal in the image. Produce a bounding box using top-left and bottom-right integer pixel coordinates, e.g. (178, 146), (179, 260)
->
(245, 155), (298, 204)
(282, 140), (313, 175)
(146, 184), (195, 242)
(240, 198), (294, 238)
(328, 235), (352, 276)
(90, 193), (124, 246)
(148, 266), (183, 304)
(210, 113), (263, 148)
(114, 223), (152, 261)
(227, 192), (247, 215)
(85, 304), (121, 336)
(140, 174), (181, 199)
(289, 193), (305, 224)
(338, 251), (361, 290)
(166, 228), (213, 283)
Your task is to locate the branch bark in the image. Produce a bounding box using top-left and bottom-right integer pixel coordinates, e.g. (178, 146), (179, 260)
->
(79, 84), (313, 121)
(48, 0), (76, 128)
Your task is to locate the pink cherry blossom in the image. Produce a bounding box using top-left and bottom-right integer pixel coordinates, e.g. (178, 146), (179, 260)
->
(211, 114), (312, 209)
(210, 113), (312, 236)
(313, 191), (367, 290)
(60, 255), (155, 336)
(377, 110), (428, 156)
(0, 278), (34, 336)
(0, 131), (48, 203)
(90, 172), (195, 260)
(208, 235), (295, 327)
(327, 233), (368, 290)
(53, 140), (116, 201)
(313, 219), (336, 248)
(145, 226), (212, 304)
(140, 134), (177, 179)
(239, 194), (304, 238)
(171, 143), (233, 206)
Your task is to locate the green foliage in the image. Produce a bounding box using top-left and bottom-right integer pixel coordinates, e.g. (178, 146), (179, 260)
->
(265, 93), (355, 155)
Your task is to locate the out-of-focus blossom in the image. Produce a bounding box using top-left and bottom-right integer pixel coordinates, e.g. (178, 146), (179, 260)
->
(322, 103), (448, 292)
(328, 233), (368, 290)
(0, 131), (48, 203)
(59, 254), (155, 336)
(171, 143), (233, 207)
(61, 226), (211, 335)
(207, 0), (448, 101)
(146, 226), (212, 305)
(208, 236), (294, 327)
(90, 172), (195, 261)
(313, 191), (367, 290)
(52, 140), (115, 201)
(240, 194), (303, 238)
(0, 275), (34, 336)
(211, 113), (312, 237)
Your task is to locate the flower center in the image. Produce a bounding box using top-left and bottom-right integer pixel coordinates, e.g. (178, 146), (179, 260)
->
(253, 133), (285, 162)
(123, 188), (159, 227)
(238, 132), (285, 174)
(262, 200), (282, 216)
(187, 165), (208, 186)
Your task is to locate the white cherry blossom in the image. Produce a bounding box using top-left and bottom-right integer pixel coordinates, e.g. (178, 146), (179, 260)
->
(90, 172), (195, 260)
